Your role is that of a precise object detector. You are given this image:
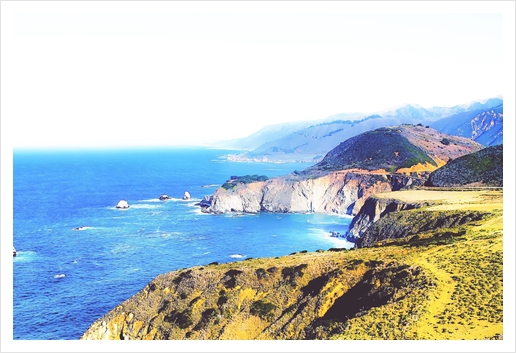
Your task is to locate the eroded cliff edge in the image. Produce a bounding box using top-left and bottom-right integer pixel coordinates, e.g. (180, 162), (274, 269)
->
(207, 171), (424, 216)
(80, 189), (503, 340)
(203, 125), (483, 216)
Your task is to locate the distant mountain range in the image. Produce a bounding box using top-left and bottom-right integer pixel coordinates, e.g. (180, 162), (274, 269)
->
(430, 103), (503, 146)
(219, 97), (502, 163)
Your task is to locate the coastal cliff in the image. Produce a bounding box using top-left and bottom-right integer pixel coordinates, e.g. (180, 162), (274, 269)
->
(80, 190), (503, 340)
(205, 125), (483, 216)
(345, 196), (423, 239)
(346, 144), (504, 243)
(79, 126), (503, 341)
(207, 171), (424, 215)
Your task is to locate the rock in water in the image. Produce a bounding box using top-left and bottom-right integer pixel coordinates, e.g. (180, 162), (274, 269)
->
(198, 195), (212, 207)
(13, 247), (17, 257)
(183, 191), (191, 200)
(159, 195), (171, 200)
(116, 200), (129, 209)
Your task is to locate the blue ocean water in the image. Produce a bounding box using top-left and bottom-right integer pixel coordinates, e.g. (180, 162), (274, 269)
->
(13, 147), (352, 340)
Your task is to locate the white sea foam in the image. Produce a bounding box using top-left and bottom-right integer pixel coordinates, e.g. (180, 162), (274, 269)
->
(107, 206), (129, 211)
(230, 254), (245, 259)
(128, 204), (162, 209)
(72, 226), (92, 231)
(146, 231), (181, 239)
(189, 207), (205, 215)
(12, 250), (37, 262)
(185, 200), (202, 207)
(138, 198), (162, 203)
(53, 274), (65, 279)
(309, 228), (354, 249)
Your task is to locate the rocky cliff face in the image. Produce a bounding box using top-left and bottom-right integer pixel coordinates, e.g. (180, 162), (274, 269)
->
(206, 125), (483, 216)
(345, 197), (423, 239)
(356, 208), (489, 248)
(207, 171), (425, 216)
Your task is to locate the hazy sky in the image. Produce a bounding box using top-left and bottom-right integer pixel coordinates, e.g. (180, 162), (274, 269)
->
(1, 1), (514, 149)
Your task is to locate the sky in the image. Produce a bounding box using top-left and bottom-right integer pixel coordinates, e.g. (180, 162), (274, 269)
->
(1, 1), (514, 150)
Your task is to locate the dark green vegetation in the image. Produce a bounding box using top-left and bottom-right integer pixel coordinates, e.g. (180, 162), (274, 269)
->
(297, 124), (483, 178)
(312, 127), (437, 172)
(425, 144), (503, 187)
(357, 209), (489, 248)
(221, 175), (269, 190)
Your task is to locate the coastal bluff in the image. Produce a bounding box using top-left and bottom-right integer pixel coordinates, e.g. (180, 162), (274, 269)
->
(80, 190), (503, 340)
(79, 125), (503, 341)
(207, 171), (424, 216)
(204, 125), (483, 216)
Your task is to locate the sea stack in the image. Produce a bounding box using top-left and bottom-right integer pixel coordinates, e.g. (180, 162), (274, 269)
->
(183, 191), (191, 200)
(116, 200), (129, 209)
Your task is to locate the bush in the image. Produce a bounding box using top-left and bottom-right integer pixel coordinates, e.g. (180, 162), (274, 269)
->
(440, 138), (450, 145)
(221, 175), (269, 190)
(250, 300), (277, 320)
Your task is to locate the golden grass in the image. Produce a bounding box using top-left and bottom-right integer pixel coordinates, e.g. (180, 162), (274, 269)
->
(82, 189), (504, 341)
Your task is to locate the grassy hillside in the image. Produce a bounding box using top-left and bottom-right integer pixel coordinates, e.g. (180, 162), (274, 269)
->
(81, 190), (503, 341)
(425, 145), (503, 187)
(307, 125), (482, 174)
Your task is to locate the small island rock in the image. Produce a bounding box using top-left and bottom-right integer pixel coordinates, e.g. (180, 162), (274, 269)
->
(116, 200), (130, 209)
(183, 191), (191, 200)
(159, 195), (171, 200)
(13, 247), (17, 257)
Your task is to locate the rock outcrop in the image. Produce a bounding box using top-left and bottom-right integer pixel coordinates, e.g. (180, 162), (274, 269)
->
(206, 171), (425, 215)
(196, 196), (213, 212)
(345, 197), (423, 240)
(183, 192), (191, 200)
(356, 208), (489, 248)
(345, 189), (502, 248)
(205, 125), (483, 216)
(116, 200), (129, 209)
(159, 195), (171, 200)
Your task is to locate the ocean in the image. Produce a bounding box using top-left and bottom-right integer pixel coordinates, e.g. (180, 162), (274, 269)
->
(13, 147), (353, 340)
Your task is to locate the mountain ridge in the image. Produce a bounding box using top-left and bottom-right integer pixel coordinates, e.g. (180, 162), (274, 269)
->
(204, 125), (483, 215)
(224, 98), (502, 162)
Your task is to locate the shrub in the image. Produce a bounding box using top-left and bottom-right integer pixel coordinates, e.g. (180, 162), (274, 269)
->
(221, 175), (269, 190)
(164, 309), (193, 329)
(250, 300), (277, 321)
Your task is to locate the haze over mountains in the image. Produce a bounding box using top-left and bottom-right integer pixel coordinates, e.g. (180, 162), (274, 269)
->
(219, 97), (503, 163)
